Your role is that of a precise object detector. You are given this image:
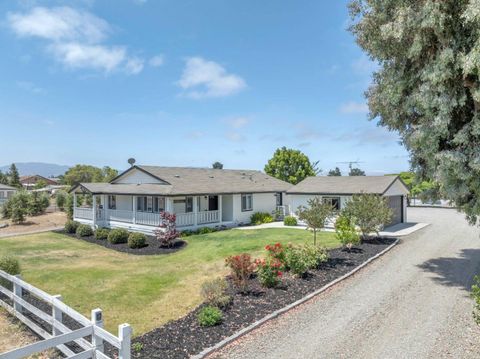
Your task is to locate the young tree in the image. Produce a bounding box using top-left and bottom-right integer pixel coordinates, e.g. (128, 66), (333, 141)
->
(297, 197), (335, 245)
(56, 191), (66, 211)
(265, 147), (318, 184)
(8, 191), (30, 224)
(65, 193), (74, 220)
(343, 193), (392, 239)
(349, 1), (480, 224)
(212, 161), (224, 169)
(328, 167), (342, 176)
(8, 164), (21, 188)
(154, 212), (180, 247)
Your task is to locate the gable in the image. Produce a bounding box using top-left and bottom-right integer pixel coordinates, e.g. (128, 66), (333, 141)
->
(112, 167), (168, 185)
(383, 178), (409, 196)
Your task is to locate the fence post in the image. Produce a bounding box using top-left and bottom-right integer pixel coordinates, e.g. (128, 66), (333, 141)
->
(91, 308), (104, 354)
(118, 323), (132, 359)
(13, 274), (23, 314)
(52, 295), (63, 336)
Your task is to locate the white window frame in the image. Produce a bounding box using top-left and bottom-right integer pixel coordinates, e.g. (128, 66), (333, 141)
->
(108, 195), (116, 210)
(323, 196), (340, 211)
(241, 193), (253, 212)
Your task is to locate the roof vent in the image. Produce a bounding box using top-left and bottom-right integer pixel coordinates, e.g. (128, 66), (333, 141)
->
(174, 175), (180, 178)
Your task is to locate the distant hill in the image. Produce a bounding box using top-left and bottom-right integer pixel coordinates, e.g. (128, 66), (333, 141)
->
(0, 162), (70, 177)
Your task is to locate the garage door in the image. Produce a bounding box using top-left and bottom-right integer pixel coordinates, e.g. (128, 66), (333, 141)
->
(386, 195), (403, 226)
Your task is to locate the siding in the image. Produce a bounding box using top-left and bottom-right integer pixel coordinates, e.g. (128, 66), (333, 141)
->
(232, 192), (278, 224)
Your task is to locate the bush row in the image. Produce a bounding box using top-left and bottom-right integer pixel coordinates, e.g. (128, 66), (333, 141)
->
(1, 191), (50, 224)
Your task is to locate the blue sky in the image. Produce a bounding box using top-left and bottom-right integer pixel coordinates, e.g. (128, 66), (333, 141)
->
(0, 0), (409, 175)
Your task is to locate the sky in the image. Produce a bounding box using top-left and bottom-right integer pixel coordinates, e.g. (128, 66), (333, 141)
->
(0, 0), (410, 175)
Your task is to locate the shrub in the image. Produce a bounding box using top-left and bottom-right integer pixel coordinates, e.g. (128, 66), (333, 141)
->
(200, 278), (232, 308)
(180, 230), (196, 237)
(56, 191), (66, 210)
(335, 214), (361, 250)
(302, 243), (328, 269)
(95, 228), (110, 240)
(255, 257), (283, 288)
(128, 232), (147, 249)
(225, 254), (255, 293)
(250, 212), (274, 225)
(5, 191), (30, 224)
(0, 256), (21, 290)
(65, 194), (74, 220)
(284, 216), (297, 226)
(197, 306), (223, 327)
(283, 243), (327, 277)
(154, 212), (180, 247)
(198, 227), (216, 234)
(64, 220), (80, 234)
(76, 224), (93, 237)
(265, 243), (286, 265)
(472, 275), (480, 325)
(108, 228), (129, 244)
(27, 192), (50, 216)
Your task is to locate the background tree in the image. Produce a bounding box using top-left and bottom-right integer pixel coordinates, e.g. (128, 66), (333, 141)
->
(297, 197), (335, 245)
(102, 166), (118, 182)
(265, 147), (318, 184)
(348, 165), (366, 176)
(8, 164), (21, 188)
(343, 193), (392, 239)
(33, 179), (48, 190)
(349, 1), (480, 224)
(65, 193), (74, 220)
(56, 191), (66, 211)
(212, 161), (224, 169)
(62, 164), (118, 185)
(0, 171), (8, 185)
(328, 167), (342, 176)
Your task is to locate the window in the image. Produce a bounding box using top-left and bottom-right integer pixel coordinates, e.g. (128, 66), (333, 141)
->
(323, 197), (340, 211)
(241, 194), (253, 211)
(108, 195), (116, 210)
(185, 197), (193, 213)
(275, 192), (282, 206)
(137, 196), (165, 213)
(154, 197), (165, 212)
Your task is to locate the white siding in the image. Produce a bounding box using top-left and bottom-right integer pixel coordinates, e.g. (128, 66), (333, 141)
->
(222, 195), (234, 221)
(116, 195), (133, 211)
(383, 178), (409, 196)
(114, 168), (165, 184)
(286, 194), (351, 215)
(232, 193), (278, 224)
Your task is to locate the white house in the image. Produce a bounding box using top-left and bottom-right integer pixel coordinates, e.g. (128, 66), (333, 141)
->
(285, 175), (409, 226)
(70, 165), (291, 234)
(0, 184), (17, 206)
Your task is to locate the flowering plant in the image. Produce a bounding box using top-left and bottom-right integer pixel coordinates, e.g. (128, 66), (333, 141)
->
(255, 257), (283, 288)
(264, 242), (286, 266)
(225, 254), (255, 293)
(154, 211), (180, 247)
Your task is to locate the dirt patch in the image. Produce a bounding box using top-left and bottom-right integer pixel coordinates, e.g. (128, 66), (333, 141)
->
(130, 237), (396, 359)
(0, 212), (67, 237)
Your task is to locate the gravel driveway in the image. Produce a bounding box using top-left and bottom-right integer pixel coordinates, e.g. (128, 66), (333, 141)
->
(213, 208), (480, 359)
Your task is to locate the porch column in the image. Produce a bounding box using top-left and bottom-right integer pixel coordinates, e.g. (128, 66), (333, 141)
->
(218, 195), (223, 225)
(92, 195), (97, 228)
(166, 198), (173, 213)
(73, 192), (77, 218)
(132, 196), (137, 224)
(103, 194), (108, 220)
(193, 196), (198, 227)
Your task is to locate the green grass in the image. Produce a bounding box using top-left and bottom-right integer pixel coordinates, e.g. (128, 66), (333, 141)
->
(0, 228), (339, 336)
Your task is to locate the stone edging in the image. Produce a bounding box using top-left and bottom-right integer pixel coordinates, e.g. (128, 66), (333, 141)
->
(193, 238), (401, 359)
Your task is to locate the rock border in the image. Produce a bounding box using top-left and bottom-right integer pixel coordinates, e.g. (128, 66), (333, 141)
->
(193, 237), (401, 359)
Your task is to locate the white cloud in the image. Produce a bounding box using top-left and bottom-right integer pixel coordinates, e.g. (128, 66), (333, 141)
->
(227, 117), (249, 129)
(339, 101), (369, 114)
(149, 55), (164, 67)
(16, 81), (46, 94)
(49, 42), (126, 72)
(225, 132), (245, 142)
(8, 6), (109, 43)
(7, 6), (144, 75)
(178, 57), (246, 98)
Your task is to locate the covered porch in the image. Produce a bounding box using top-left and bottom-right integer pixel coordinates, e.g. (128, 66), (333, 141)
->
(72, 192), (234, 231)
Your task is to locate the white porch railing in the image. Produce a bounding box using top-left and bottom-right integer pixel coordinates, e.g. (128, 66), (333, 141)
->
(175, 213), (195, 227)
(74, 207), (93, 220)
(136, 212), (161, 226)
(0, 270), (131, 359)
(198, 210), (219, 224)
(106, 209), (133, 223)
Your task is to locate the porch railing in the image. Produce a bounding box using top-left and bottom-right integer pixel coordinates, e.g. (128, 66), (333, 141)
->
(74, 207), (93, 220)
(176, 213), (195, 227)
(106, 209), (133, 223)
(198, 210), (219, 224)
(136, 212), (161, 226)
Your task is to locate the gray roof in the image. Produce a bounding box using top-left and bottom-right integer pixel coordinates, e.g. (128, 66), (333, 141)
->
(287, 176), (403, 195)
(0, 184), (17, 191)
(74, 166), (291, 196)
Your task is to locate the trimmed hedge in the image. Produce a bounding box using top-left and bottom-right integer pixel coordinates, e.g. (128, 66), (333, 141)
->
(76, 224), (93, 237)
(107, 228), (129, 244)
(284, 216), (297, 226)
(128, 232), (147, 249)
(65, 220), (80, 234)
(250, 212), (274, 225)
(95, 228), (110, 240)
(197, 305), (223, 327)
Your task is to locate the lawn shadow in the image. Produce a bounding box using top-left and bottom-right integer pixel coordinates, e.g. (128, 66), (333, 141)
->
(417, 248), (480, 292)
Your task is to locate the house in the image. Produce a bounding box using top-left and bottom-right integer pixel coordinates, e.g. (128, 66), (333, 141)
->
(70, 165), (291, 234)
(285, 175), (409, 226)
(20, 175), (58, 190)
(0, 184), (17, 206)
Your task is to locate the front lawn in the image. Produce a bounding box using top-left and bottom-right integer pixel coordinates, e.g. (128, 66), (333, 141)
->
(0, 228), (338, 335)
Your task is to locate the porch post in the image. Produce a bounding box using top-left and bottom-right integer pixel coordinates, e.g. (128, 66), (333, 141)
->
(73, 192), (77, 218)
(132, 196), (136, 224)
(218, 195), (223, 225)
(103, 194), (108, 220)
(92, 195), (97, 228)
(193, 196), (198, 227)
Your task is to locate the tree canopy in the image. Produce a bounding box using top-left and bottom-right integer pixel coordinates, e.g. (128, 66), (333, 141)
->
(212, 161), (224, 169)
(62, 165), (118, 185)
(264, 147), (319, 184)
(297, 197), (335, 245)
(328, 167), (342, 176)
(349, 1), (480, 224)
(348, 166), (366, 176)
(8, 164), (21, 188)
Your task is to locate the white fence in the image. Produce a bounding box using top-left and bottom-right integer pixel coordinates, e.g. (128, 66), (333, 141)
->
(0, 270), (131, 359)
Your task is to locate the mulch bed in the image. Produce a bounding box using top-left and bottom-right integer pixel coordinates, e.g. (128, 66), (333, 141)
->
(60, 230), (187, 255)
(131, 237), (397, 359)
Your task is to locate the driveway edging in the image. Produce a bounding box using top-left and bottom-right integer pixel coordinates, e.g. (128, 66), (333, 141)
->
(193, 237), (401, 359)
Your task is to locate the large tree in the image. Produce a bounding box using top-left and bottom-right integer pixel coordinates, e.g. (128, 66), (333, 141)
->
(349, 167), (366, 176)
(349, 1), (480, 224)
(328, 167), (342, 176)
(8, 164), (21, 188)
(264, 147), (319, 184)
(62, 165), (118, 185)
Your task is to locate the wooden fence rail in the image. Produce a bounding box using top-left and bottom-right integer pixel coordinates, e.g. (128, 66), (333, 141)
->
(0, 270), (131, 359)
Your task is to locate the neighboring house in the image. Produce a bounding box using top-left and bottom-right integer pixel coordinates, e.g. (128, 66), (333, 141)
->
(20, 175), (58, 190)
(0, 184), (17, 206)
(286, 175), (409, 226)
(32, 184), (68, 195)
(70, 165), (291, 234)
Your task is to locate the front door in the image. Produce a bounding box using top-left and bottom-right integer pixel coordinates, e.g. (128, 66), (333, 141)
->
(208, 195), (219, 211)
(276, 192), (283, 206)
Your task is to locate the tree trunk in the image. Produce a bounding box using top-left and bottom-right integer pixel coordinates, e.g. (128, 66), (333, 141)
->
(313, 228), (317, 245)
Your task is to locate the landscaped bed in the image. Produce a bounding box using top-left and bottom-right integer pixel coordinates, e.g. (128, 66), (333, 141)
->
(130, 237), (396, 359)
